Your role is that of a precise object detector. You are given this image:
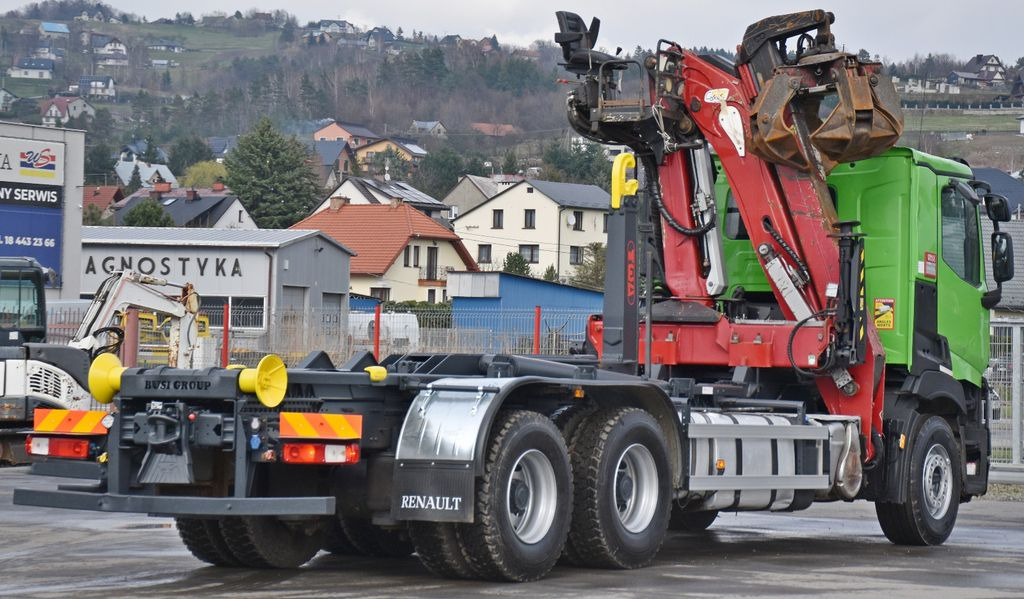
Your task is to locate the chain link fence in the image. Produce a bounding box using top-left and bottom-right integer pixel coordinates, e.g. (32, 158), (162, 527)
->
(989, 320), (1022, 467)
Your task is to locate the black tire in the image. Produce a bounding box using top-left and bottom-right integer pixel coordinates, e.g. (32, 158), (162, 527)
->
(669, 507), (718, 532)
(409, 522), (480, 579)
(552, 402), (596, 445)
(176, 518), (240, 566)
(323, 518), (360, 555)
(219, 516), (326, 568)
(875, 415), (962, 546)
(567, 407), (672, 569)
(458, 410), (573, 582)
(338, 516), (414, 557)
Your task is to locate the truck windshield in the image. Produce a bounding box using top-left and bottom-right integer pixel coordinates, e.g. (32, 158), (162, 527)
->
(0, 271), (42, 328)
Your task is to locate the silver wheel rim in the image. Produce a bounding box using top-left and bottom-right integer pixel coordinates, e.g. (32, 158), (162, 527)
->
(923, 443), (953, 520)
(614, 443), (659, 533)
(506, 449), (557, 544)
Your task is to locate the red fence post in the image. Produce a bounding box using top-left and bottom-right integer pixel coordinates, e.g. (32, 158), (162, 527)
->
(533, 305), (541, 355)
(373, 303), (382, 361)
(221, 303), (230, 367)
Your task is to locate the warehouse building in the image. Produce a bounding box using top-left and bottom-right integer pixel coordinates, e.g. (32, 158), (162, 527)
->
(81, 227), (355, 332)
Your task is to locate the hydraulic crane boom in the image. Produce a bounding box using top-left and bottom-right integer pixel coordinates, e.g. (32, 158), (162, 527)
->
(556, 9), (904, 459)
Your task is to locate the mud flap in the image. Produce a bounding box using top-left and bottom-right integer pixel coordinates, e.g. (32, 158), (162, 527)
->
(391, 461), (474, 523)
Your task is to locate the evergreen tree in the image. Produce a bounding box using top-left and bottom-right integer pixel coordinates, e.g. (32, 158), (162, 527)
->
(83, 204), (112, 226)
(224, 117), (321, 228)
(138, 135), (160, 163)
(125, 165), (143, 195)
(502, 252), (532, 277)
(570, 243), (606, 290)
(411, 147), (462, 199)
(501, 149), (519, 175)
(168, 134), (214, 176)
(84, 141), (114, 184)
(542, 264), (558, 282)
(367, 147), (411, 180)
(123, 199), (175, 227)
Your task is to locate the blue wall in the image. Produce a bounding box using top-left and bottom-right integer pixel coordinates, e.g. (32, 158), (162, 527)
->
(350, 295), (381, 312)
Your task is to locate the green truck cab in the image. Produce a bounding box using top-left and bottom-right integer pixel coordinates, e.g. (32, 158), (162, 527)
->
(717, 148), (994, 382)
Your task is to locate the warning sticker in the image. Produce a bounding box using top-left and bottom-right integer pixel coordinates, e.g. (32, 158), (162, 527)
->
(873, 298), (895, 330)
(923, 252), (937, 279)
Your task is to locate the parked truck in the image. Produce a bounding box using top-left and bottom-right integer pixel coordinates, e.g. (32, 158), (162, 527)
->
(14, 9), (1013, 583)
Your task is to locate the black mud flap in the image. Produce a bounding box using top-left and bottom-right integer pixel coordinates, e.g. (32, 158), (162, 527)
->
(391, 460), (474, 523)
(135, 402), (194, 485)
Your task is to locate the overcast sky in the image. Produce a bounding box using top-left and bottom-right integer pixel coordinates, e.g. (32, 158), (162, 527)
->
(5, 0), (1022, 63)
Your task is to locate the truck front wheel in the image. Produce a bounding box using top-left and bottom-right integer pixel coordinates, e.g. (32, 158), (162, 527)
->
(567, 407), (671, 569)
(875, 415), (962, 546)
(458, 410), (573, 582)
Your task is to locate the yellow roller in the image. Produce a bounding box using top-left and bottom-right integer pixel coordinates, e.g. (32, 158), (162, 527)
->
(238, 354), (288, 408)
(88, 353), (126, 404)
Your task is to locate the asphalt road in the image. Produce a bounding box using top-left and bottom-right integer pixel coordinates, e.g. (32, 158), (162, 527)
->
(1, 467), (1022, 598)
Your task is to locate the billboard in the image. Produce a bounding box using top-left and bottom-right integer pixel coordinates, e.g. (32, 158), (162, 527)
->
(0, 137), (65, 185)
(0, 181), (64, 283)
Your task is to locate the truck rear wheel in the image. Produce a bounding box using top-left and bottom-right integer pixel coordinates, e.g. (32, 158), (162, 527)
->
(323, 518), (359, 555)
(669, 507), (718, 532)
(176, 518), (240, 566)
(219, 516), (326, 568)
(875, 415), (961, 546)
(409, 522), (479, 579)
(338, 516), (414, 557)
(567, 407), (671, 569)
(458, 410), (572, 582)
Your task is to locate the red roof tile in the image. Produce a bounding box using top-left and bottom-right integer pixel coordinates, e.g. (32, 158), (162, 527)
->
(83, 185), (123, 211)
(292, 203), (476, 275)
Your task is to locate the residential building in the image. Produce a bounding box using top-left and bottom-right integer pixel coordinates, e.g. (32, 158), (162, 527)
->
(470, 122), (522, 137)
(973, 167), (1024, 218)
(147, 39), (186, 53)
(365, 27), (396, 49)
(292, 201), (478, 303)
(113, 161), (178, 188)
(949, 54), (1006, 88)
(478, 35), (500, 54)
(38, 22), (70, 39)
(119, 139), (168, 163)
(440, 35), (463, 47)
(453, 179), (610, 279)
(315, 176), (447, 220)
(0, 88), (17, 113)
(313, 121), (381, 147)
(114, 181), (256, 229)
(77, 76), (116, 99)
(206, 136), (238, 162)
(33, 40), (66, 61)
(355, 138), (428, 172)
(82, 185), (123, 215)
(442, 174), (510, 219)
(409, 120), (447, 139)
(318, 20), (357, 35)
(7, 58), (55, 79)
(305, 139), (355, 188)
(90, 34), (127, 55)
(39, 96), (95, 127)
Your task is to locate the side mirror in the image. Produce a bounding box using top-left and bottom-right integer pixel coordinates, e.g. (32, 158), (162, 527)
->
(985, 194), (1012, 223)
(970, 179), (992, 197)
(955, 180), (980, 203)
(992, 231), (1014, 283)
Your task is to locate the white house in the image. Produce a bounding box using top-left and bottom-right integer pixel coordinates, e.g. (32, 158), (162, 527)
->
(147, 39), (185, 53)
(409, 120), (448, 139)
(77, 76), (117, 99)
(293, 201), (477, 303)
(40, 96), (95, 127)
(7, 58), (55, 79)
(453, 179), (610, 280)
(0, 88), (17, 112)
(92, 36), (127, 55)
(318, 20), (357, 35)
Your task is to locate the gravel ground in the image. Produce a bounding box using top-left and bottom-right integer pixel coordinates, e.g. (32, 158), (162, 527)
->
(986, 483), (1024, 501)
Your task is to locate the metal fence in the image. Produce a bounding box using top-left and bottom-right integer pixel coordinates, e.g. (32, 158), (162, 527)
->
(40, 305), (1024, 466)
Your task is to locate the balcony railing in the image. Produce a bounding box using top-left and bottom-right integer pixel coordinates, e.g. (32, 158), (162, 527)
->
(418, 266), (448, 282)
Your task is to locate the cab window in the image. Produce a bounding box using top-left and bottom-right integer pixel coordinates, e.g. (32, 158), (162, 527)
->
(940, 184), (980, 285)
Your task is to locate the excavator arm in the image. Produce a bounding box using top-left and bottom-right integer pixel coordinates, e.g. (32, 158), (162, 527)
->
(556, 10), (902, 460)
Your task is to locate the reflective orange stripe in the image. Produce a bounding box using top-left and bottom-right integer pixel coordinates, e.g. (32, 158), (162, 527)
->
(279, 413), (362, 440)
(33, 409), (108, 435)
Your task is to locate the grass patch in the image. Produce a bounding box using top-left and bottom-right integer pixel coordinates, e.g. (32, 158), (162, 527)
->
(903, 112), (1020, 133)
(3, 78), (55, 99)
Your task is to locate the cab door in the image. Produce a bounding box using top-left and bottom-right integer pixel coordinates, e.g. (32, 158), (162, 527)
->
(936, 183), (987, 383)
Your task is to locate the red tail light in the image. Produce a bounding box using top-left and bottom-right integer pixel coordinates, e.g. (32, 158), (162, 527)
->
(26, 435), (91, 460)
(281, 442), (360, 465)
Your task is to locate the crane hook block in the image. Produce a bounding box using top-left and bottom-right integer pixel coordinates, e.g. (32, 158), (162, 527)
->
(611, 152), (639, 210)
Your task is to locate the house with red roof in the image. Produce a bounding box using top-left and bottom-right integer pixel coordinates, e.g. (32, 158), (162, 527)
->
(40, 96), (95, 127)
(82, 185), (123, 216)
(292, 201), (478, 303)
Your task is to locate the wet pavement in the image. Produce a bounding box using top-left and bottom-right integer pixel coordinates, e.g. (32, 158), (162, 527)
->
(1, 467), (1022, 598)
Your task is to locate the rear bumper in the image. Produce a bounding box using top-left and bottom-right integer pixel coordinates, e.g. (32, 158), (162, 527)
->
(13, 487), (336, 517)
